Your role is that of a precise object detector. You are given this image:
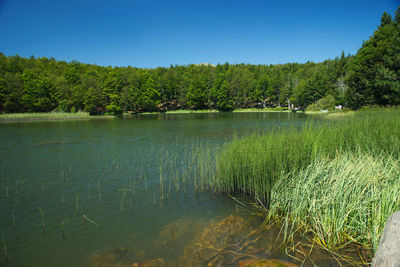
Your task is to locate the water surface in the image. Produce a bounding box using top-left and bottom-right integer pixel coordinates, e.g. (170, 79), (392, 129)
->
(1, 112), (344, 266)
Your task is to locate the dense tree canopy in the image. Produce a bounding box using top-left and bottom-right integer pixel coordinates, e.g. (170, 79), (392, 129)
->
(346, 8), (400, 109)
(0, 7), (398, 114)
(0, 55), (354, 113)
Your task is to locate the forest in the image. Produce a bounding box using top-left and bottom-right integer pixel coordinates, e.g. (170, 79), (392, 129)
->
(0, 8), (399, 115)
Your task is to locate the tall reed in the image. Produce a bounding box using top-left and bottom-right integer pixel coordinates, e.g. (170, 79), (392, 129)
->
(38, 207), (45, 233)
(207, 108), (400, 253)
(214, 108), (400, 208)
(268, 152), (400, 251)
(2, 232), (7, 264)
(75, 194), (79, 216)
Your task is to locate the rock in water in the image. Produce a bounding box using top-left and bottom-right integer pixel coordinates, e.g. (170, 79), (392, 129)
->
(155, 218), (208, 248)
(238, 259), (298, 267)
(89, 247), (129, 267)
(131, 258), (165, 267)
(372, 212), (400, 267)
(179, 215), (254, 266)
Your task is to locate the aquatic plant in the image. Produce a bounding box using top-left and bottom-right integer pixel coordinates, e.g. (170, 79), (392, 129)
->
(75, 193), (79, 216)
(269, 152), (400, 251)
(119, 190), (126, 212)
(214, 108), (400, 208)
(2, 233), (7, 264)
(60, 219), (66, 241)
(209, 108), (400, 253)
(82, 214), (101, 227)
(38, 207), (45, 233)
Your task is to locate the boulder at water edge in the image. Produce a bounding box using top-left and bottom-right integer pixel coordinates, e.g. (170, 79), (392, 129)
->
(372, 212), (400, 267)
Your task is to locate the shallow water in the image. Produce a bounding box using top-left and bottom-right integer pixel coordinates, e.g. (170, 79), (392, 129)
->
(0, 112), (354, 266)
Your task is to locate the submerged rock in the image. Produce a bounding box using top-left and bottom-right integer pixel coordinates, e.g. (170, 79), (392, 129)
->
(180, 215), (261, 266)
(238, 259), (298, 267)
(155, 218), (208, 248)
(90, 247), (130, 267)
(131, 258), (165, 267)
(372, 212), (400, 267)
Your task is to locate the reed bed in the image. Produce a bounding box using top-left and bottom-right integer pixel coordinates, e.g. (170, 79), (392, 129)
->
(269, 152), (400, 251)
(0, 111), (89, 119)
(0, 111), (116, 122)
(210, 108), (400, 252)
(214, 109), (400, 208)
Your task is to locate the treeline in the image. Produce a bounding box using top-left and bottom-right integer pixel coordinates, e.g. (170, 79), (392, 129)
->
(0, 8), (399, 114)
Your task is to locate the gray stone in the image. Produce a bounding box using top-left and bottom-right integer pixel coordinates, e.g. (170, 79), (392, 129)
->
(372, 212), (400, 267)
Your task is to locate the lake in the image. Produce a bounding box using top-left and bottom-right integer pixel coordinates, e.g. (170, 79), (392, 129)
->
(0, 112), (349, 266)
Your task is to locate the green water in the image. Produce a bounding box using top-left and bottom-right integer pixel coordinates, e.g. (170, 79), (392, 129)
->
(0, 112), (348, 266)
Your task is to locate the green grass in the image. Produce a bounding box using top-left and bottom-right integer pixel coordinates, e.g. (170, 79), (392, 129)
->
(125, 109), (219, 115)
(210, 108), (400, 253)
(233, 107), (289, 112)
(0, 112), (115, 122)
(123, 107), (289, 115)
(269, 152), (400, 252)
(215, 108), (399, 205)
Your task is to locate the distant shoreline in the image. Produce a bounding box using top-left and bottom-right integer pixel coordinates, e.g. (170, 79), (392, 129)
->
(0, 112), (116, 122)
(1, 108), (352, 122)
(130, 108), (291, 115)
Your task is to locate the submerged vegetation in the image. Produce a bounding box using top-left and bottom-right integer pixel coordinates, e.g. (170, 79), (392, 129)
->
(210, 108), (400, 255)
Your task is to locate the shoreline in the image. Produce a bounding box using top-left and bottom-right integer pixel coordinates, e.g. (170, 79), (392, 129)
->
(0, 109), (354, 122)
(127, 108), (291, 115)
(0, 112), (117, 122)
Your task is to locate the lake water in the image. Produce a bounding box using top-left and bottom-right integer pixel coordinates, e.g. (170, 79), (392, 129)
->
(0, 112), (353, 266)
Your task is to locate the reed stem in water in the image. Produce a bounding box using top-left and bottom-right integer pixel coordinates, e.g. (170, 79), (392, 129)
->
(75, 193), (79, 216)
(2, 232), (7, 264)
(38, 207), (45, 233)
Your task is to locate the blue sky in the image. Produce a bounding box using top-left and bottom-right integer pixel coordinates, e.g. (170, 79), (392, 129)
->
(0, 0), (398, 68)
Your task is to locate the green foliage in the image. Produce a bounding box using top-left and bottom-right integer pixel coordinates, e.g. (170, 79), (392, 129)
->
(269, 152), (400, 251)
(0, 51), (354, 114)
(141, 76), (161, 112)
(64, 63), (81, 85)
(186, 79), (207, 109)
(84, 87), (104, 115)
(216, 80), (234, 111)
(0, 8), (398, 114)
(214, 108), (400, 208)
(346, 11), (400, 109)
(105, 104), (122, 115)
(58, 99), (70, 112)
(306, 94), (336, 111)
(21, 70), (55, 112)
(212, 108), (400, 251)
(305, 103), (319, 111)
(0, 78), (6, 111)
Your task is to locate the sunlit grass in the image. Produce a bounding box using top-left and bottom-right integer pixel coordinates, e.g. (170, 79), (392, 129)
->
(123, 107), (290, 115)
(269, 152), (400, 251)
(214, 108), (400, 206)
(209, 108), (400, 253)
(233, 107), (289, 112)
(0, 112), (117, 122)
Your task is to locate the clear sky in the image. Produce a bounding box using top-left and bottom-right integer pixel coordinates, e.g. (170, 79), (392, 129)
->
(0, 0), (398, 68)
